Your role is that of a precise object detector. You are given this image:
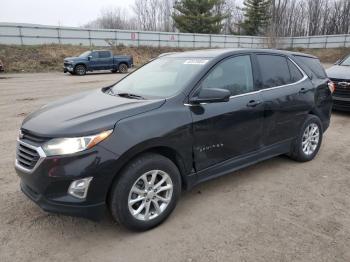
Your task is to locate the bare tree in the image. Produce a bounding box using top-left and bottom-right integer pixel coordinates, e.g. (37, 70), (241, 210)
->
(84, 7), (138, 30)
(83, 0), (350, 37)
(133, 0), (175, 31)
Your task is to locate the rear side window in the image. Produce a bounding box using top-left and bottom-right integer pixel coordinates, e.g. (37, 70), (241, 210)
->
(288, 60), (303, 82)
(256, 54), (291, 88)
(99, 51), (111, 58)
(293, 55), (326, 79)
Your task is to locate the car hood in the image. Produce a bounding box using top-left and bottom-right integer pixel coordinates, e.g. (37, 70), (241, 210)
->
(22, 89), (165, 137)
(64, 56), (87, 62)
(326, 65), (350, 79)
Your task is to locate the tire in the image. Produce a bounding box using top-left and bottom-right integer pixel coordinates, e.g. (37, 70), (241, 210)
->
(289, 115), (323, 162)
(118, 63), (128, 74)
(109, 153), (181, 231)
(74, 64), (86, 76)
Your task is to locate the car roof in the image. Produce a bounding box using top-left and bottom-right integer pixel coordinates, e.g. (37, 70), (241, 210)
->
(165, 48), (317, 59)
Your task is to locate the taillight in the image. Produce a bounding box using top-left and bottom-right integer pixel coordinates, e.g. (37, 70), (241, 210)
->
(328, 81), (336, 94)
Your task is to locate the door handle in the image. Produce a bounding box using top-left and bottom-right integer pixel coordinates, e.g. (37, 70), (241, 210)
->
(246, 100), (261, 107)
(299, 88), (308, 94)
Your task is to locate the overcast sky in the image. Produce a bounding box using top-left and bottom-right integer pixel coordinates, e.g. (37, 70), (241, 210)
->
(0, 0), (135, 27)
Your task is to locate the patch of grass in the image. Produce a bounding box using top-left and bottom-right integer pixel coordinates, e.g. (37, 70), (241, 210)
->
(0, 44), (349, 73)
(0, 44), (187, 73)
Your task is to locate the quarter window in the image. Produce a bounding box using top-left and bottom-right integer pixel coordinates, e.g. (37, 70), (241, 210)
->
(256, 54), (292, 88)
(201, 55), (254, 96)
(288, 60), (303, 82)
(294, 55), (327, 79)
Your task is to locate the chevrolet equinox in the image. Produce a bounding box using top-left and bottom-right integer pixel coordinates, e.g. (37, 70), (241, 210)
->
(15, 49), (333, 231)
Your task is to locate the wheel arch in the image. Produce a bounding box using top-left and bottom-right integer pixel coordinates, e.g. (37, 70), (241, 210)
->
(308, 109), (326, 131)
(74, 63), (87, 70)
(106, 144), (192, 205)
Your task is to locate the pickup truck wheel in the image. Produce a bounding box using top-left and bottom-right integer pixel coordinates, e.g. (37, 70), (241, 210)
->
(74, 65), (86, 76)
(109, 153), (181, 231)
(289, 115), (323, 162)
(118, 63), (128, 74)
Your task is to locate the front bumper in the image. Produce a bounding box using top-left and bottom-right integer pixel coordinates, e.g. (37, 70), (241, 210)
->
(15, 143), (119, 221)
(63, 65), (74, 73)
(333, 96), (350, 111)
(20, 181), (106, 220)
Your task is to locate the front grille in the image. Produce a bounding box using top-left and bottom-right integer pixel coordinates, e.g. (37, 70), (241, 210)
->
(16, 142), (40, 170)
(330, 78), (350, 98)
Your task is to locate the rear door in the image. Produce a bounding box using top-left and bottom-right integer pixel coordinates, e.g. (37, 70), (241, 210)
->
(254, 53), (314, 146)
(97, 51), (113, 69)
(190, 54), (264, 171)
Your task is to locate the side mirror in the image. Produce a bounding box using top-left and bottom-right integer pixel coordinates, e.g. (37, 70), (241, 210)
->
(88, 56), (92, 61)
(190, 88), (231, 104)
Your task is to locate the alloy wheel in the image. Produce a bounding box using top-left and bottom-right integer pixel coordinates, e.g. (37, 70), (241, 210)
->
(128, 170), (173, 221)
(302, 123), (320, 155)
(119, 64), (128, 73)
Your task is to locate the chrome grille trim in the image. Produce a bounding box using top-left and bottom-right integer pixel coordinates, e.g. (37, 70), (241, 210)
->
(15, 139), (46, 174)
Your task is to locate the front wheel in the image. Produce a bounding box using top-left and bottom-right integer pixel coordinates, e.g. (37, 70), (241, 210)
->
(289, 115), (323, 162)
(109, 153), (181, 231)
(74, 65), (86, 76)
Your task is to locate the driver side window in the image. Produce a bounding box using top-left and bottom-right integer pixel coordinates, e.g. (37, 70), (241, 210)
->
(201, 55), (254, 96)
(91, 52), (99, 59)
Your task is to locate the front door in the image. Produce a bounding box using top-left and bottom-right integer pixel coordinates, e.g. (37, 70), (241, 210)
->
(190, 55), (264, 171)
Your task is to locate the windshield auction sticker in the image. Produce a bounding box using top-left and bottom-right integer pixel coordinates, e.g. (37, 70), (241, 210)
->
(184, 59), (209, 65)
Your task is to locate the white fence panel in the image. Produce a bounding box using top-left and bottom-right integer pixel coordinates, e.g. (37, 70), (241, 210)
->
(0, 23), (349, 49)
(0, 36), (21, 45)
(0, 25), (19, 36)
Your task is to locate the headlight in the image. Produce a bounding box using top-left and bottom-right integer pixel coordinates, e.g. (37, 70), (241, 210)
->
(42, 129), (113, 156)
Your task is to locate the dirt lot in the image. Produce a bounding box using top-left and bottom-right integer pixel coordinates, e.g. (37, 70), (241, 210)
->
(0, 71), (350, 262)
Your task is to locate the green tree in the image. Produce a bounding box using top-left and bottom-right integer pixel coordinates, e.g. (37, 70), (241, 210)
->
(172, 0), (228, 34)
(241, 0), (271, 35)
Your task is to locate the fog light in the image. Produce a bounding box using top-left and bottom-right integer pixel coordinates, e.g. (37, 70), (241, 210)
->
(68, 177), (93, 199)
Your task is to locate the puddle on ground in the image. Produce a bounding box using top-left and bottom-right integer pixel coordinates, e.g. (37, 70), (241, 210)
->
(16, 97), (37, 101)
(17, 112), (28, 117)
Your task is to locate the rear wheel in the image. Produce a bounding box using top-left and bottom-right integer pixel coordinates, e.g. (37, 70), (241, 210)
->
(74, 65), (86, 76)
(289, 115), (323, 162)
(109, 153), (181, 231)
(118, 63), (128, 74)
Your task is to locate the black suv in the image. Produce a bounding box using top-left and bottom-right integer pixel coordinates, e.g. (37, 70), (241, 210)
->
(15, 49), (333, 231)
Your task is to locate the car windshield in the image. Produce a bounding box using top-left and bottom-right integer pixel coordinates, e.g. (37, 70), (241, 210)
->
(79, 51), (91, 57)
(340, 56), (350, 66)
(110, 57), (210, 98)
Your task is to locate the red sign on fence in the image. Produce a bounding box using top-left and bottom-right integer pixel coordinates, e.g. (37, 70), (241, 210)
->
(131, 32), (137, 40)
(170, 35), (175, 41)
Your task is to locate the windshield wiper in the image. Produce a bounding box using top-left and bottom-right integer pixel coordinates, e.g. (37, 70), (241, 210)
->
(117, 92), (145, 100)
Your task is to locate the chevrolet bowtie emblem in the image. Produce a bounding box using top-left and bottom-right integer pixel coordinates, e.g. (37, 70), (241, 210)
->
(338, 82), (350, 88)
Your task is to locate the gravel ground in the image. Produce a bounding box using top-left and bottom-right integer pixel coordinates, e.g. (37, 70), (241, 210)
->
(0, 70), (349, 262)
